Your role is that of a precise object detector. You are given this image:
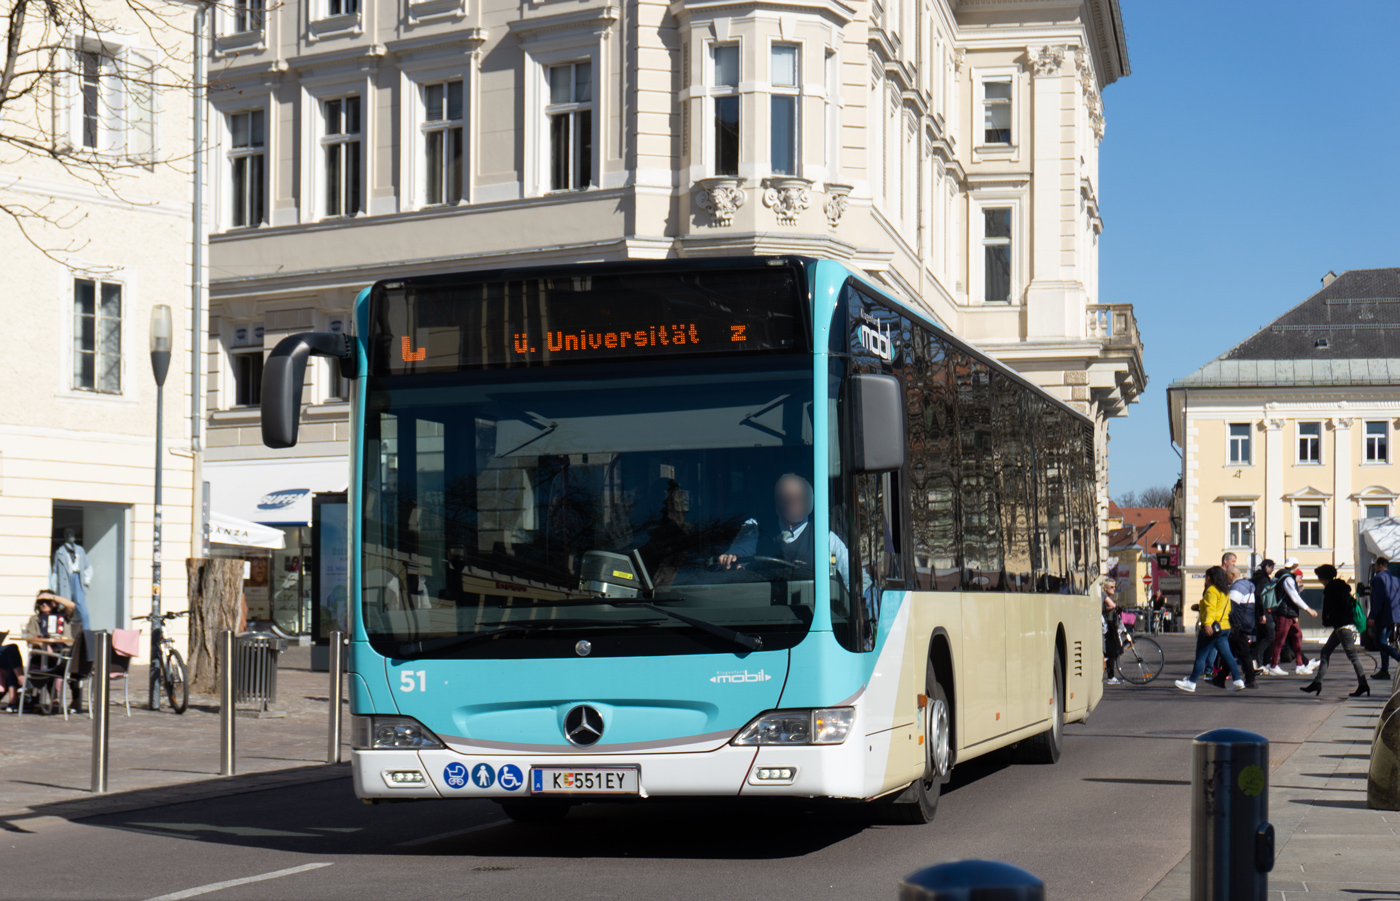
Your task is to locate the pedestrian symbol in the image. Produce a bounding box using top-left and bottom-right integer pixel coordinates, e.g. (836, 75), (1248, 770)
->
(471, 763), (496, 789)
(443, 762), (468, 789)
(498, 764), (524, 792)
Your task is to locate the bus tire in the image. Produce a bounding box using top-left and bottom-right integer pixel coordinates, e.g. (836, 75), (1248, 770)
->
(878, 661), (949, 825)
(1015, 648), (1064, 765)
(498, 799), (572, 823)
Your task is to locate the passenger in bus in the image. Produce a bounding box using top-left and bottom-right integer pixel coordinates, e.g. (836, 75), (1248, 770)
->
(719, 473), (850, 586)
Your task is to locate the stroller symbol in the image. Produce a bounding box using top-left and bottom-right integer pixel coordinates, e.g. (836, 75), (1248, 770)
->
(443, 762), (468, 789)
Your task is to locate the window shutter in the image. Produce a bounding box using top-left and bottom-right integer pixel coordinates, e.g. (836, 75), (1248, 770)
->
(52, 52), (76, 152)
(127, 49), (158, 161)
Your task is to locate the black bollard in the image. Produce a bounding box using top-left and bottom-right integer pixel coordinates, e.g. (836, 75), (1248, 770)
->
(899, 860), (1044, 901)
(1191, 728), (1273, 901)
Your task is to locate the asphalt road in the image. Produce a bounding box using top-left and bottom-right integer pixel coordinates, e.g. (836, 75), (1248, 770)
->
(0, 635), (1350, 901)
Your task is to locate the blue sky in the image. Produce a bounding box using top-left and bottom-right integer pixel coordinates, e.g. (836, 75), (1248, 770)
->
(1099, 0), (1400, 498)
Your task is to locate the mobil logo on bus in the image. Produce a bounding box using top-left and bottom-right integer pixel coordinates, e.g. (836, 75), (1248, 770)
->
(710, 669), (773, 684)
(858, 323), (894, 361)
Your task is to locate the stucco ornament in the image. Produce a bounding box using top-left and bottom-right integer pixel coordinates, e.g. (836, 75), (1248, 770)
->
(693, 177), (745, 226)
(1029, 45), (1065, 77)
(762, 177), (811, 226)
(823, 183), (852, 228)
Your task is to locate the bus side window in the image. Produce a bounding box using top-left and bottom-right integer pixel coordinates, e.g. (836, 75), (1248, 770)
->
(857, 470), (904, 643)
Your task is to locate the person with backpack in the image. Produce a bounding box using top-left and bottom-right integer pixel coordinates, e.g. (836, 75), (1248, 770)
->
(1299, 564), (1369, 698)
(1212, 564), (1258, 688)
(1264, 558), (1319, 676)
(1251, 559), (1278, 669)
(1367, 556), (1400, 679)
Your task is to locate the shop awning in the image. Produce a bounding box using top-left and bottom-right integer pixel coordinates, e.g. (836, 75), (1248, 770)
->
(206, 457), (349, 526)
(1362, 517), (1400, 559)
(209, 512), (286, 549)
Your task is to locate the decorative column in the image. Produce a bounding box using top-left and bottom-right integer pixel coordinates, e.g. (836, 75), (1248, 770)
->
(1264, 418), (1284, 559)
(1333, 417), (1354, 571)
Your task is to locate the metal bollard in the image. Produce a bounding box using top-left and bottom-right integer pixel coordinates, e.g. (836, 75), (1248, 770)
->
(1367, 706), (1400, 809)
(328, 631), (345, 764)
(899, 860), (1044, 900)
(1191, 728), (1273, 901)
(220, 630), (236, 776)
(90, 632), (112, 793)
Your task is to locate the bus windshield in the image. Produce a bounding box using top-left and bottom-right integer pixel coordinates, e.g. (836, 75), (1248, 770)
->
(361, 355), (821, 658)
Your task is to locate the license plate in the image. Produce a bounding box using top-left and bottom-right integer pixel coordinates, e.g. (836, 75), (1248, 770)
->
(531, 766), (640, 795)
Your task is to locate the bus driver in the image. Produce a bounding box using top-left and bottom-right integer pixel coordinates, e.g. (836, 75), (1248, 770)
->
(719, 473), (851, 586)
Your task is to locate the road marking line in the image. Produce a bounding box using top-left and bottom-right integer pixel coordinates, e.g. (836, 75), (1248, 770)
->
(396, 820), (506, 847)
(142, 863), (333, 901)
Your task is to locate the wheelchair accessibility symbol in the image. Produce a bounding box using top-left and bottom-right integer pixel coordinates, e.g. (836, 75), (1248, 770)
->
(443, 762), (469, 789)
(498, 764), (524, 792)
(471, 763), (496, 789)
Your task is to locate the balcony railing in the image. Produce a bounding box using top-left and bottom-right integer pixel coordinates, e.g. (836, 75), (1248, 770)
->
(1086, 303), (1140, 350)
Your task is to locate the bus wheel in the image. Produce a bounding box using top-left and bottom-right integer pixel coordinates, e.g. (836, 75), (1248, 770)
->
(498, 799), (572, 823)
(879, 661), (949, 825)
(1015, 648), (1064, 765)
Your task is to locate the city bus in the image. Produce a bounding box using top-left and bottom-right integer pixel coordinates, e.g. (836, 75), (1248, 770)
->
(261, 256), (1103, 824)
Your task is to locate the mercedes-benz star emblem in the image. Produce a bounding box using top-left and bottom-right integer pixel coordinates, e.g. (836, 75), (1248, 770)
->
(575, 639), (592, 657)
(564, 705), (604, 747)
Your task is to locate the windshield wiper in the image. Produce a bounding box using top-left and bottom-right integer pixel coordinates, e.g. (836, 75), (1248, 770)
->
(395, 617), (651, 658)
(610, 601), (763, 651)
(508, 596), (763, 652)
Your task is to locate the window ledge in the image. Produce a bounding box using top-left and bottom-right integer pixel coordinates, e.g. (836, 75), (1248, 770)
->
(308, 12), (362, 41)
(214, 30), (266, 57)
(408, 0), (466, 23)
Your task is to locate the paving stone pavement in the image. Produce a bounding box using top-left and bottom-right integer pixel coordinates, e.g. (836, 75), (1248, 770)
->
(0, 648), (348, 827)
(1144, 681), (1400, 901)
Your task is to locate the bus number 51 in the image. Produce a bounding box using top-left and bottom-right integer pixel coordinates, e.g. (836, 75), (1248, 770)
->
(400, 670), (427, 693)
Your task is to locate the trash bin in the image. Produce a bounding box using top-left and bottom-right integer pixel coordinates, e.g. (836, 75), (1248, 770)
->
(235, 631), (288, 711)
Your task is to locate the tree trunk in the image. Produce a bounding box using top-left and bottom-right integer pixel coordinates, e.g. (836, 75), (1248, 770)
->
(186, 557), (245, 695)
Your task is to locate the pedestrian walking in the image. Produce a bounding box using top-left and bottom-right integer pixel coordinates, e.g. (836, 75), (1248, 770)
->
(1211, 564), (1257, 689)
(1251, 559), (1278, 669)
(1367, 556), (1400, 680)
(1264, 558), (1318, 676)
(1175, 566), (1246, 693)
(1299, 564), (1369, 698)
(1103, 579), (1122, 685)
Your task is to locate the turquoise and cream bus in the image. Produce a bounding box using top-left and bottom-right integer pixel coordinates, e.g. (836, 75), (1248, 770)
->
(261, 256), (1103, 824)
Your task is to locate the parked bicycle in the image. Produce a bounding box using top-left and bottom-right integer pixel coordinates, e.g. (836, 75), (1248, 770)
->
(131, 610), (189, 714)
(1115, 617), (1164, 684)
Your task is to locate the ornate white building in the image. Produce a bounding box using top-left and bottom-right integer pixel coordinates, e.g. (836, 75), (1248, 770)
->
(202, 0), (1143, 630)
(0, 2), (205, 656)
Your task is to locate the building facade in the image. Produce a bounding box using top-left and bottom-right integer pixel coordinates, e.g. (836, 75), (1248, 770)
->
(0, 2), (207, 658)
(203, 0), (1143, 634)
(1168, 268), (1400, 604)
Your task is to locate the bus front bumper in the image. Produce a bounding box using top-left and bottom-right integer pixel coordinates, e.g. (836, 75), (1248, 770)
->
(352, 738), (877, 801)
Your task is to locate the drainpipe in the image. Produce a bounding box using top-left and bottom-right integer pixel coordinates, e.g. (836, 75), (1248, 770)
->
(191, 1), (207, 454)
(192, 2), (208, 560)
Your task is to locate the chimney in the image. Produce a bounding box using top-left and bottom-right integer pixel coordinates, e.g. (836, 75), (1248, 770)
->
(1322, 270), (1338, 287)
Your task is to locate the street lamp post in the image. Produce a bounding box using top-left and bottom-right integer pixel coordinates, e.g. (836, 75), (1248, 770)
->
(149, 305), (173, 709)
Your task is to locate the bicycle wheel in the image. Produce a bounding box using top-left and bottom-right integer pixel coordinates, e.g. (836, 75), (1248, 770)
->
(163, 649), (189, 714)
(1117, 636), (1164, 684)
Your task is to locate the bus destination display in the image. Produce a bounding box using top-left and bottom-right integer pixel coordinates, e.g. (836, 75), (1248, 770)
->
(370, 265), (802, 373)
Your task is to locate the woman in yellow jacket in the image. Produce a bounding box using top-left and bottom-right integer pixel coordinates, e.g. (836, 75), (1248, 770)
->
(1175, 566), (1246, 692)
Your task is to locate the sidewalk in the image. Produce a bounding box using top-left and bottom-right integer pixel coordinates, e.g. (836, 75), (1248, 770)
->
(1144, 683), (1400, 900)
(0, 651), (347, 827)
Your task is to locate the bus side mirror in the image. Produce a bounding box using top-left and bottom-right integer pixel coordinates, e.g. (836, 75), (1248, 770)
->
(852, 372), (905, 472)
(262, 332), (357, 449)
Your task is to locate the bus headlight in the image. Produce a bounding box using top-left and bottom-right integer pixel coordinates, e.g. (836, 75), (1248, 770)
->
(352, 715), (446, 750)
(731, 708), (855, 746)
